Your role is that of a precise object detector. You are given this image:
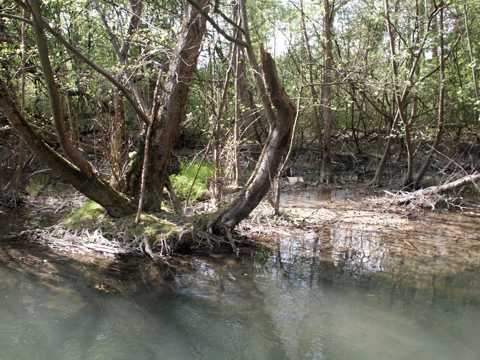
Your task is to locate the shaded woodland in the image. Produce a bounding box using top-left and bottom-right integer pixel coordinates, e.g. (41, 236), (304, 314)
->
(0, 0), (479, 254)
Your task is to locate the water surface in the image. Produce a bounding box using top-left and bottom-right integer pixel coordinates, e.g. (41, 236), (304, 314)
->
(1, 201), (480, 360)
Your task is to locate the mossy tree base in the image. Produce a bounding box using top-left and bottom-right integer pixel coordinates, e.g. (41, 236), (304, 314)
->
(61, 200), (239, 258)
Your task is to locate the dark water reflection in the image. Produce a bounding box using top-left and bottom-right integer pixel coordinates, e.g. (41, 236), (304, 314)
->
(1, 206), (480, 359)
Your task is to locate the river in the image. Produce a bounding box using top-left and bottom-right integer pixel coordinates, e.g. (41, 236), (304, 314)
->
(0, 190), (480, 359)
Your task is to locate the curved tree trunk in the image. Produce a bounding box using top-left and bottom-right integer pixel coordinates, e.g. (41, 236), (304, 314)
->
(214, 49), (296, 230)
(0, 82), (135, 217)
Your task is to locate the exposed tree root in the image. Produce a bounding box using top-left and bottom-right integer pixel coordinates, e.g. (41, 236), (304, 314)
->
(11, 213), (247, 260)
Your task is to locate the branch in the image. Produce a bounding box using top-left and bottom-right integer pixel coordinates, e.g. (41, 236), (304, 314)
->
(0, 12), (32, 25)
(185, 0), (248, 47)
(17, 1), (150, 124)
(29, 0), (95, 176)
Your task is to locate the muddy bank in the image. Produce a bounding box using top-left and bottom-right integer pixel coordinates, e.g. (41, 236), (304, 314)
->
(1, 184), (480, 300)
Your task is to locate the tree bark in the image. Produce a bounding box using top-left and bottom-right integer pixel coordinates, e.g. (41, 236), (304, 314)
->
(128, 0), (209, 211)
(29, 0), (95, 177)
(110, 90), (127, 190)
(0, 82), (135, 217)
(214, 49), (296, 230)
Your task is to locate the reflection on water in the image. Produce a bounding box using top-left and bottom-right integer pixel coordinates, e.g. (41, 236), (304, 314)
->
(1, 201), (480, 359)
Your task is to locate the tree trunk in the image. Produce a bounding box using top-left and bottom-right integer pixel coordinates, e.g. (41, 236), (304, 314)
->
(29, 0), (95, 177)
(110, 91), (127, 190)
(320, 0), (334, 183)
(214, 49), (296, 230)
(128, 0), (209, 211)
(0, 82), (135, 217)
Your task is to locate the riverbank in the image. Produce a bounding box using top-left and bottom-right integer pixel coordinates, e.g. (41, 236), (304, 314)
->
(2, 181), (479, 280)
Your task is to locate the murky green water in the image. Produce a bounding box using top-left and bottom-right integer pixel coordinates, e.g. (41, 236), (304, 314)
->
(1, 202), (480, 359)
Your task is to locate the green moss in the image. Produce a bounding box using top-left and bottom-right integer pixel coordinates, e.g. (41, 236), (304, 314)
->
(26, 174), (50, 197)
(63, 200), (106, 228)
(62, 200), (181, 243)
(135, 213), (177, 238)
(170, 160), (212, 201)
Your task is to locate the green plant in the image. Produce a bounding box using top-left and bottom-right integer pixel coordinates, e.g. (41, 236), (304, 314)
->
(170, 160), (213, 201)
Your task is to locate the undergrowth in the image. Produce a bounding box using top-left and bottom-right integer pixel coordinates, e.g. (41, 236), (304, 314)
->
(170, 160), (212, 201)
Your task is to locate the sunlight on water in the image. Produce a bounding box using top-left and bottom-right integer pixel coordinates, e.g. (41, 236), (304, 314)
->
(1, 203), (480, 359)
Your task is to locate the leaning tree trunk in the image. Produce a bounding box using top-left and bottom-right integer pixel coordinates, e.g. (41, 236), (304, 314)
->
(213, 49), (296, 231)
(128, 0), (209, 211)
(29, 0), (95, 177)
(0, 82), (135, 217)
(0, 0), (135, 217)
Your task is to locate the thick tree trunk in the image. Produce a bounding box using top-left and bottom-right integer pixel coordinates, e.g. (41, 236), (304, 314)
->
(213, 50), (296, 230)
(128, 0), (209, 211)
(0, 82), (135, 217)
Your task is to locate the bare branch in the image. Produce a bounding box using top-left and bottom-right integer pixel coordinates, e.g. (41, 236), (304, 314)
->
(185, 0), (248, 47)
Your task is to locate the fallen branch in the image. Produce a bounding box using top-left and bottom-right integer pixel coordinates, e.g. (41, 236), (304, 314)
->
(392, 172), (480, 208)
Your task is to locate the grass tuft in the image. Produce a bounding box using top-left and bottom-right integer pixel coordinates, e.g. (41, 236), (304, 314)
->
(170, 160), (212, 201)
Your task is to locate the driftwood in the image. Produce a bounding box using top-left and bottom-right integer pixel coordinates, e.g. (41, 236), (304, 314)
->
(391, 172), (480, 208)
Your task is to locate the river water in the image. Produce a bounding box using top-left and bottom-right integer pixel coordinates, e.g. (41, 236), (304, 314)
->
(1, 192), (480, 360)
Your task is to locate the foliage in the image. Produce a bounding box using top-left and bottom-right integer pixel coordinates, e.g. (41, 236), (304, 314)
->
(1, 0), (480, 205)
(170, 161), (213, 201)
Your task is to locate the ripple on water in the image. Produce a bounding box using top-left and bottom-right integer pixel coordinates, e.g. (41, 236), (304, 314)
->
(1, 192), (480, 359)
